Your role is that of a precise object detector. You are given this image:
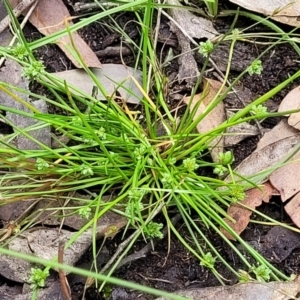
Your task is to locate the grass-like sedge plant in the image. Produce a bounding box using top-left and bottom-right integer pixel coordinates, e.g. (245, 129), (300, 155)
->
(0, 0), (300, 296)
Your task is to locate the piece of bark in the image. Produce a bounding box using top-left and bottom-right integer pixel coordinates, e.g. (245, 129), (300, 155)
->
(166, 0), (218, 86)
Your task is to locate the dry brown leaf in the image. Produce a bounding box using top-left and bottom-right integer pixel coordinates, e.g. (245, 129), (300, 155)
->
(52, 64), (143, 103)
(256, 119), (299, 151)
(221, 182), (275, 240)
(278, 85), (300, 130)
(155, 275), (300, 300)
(227, 135), (300, 184)
(288, 112), (300, 130)
(229, 0), (300, 27)
(278, 86), (300, 113)
(224, 111), (260, 146)
(284, 192), (300, 228)
(10, 0), (101, 68)
(183, 78), (225, 162)
(269, 151), (300, 202)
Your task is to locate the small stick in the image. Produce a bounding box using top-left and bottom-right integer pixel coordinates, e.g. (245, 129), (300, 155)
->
(0, 0), (37, 34)
(58, 241), (72, 300)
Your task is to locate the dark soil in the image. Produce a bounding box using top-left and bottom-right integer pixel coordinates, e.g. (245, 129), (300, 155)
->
(1, 0), (300, 299)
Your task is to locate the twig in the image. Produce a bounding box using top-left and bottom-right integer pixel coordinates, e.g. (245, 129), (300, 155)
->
(137, 272), (173, 284)
(58, 241), (72, 300)
(0, 0), (37, 34)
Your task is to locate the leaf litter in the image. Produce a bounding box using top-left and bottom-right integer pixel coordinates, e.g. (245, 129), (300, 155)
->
(9, 0), (102, 68)
(1, 0), (300, 299)
(229, 0), (300, 27)
(224, 118), (300, 238)
(52, 64), (143, 104)
(221, 181), (275, 240)
(165, 0), (218, 85)
(183, 78), (225, 162)
(155, 275), (300, 300)
(278, 85), (300, 130)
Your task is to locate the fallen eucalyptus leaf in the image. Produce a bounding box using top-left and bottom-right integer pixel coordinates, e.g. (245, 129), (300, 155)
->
(256, 119), (298, 151)
(227, 135), (300, 184)
(278, 85), (300, 130)
(155, 275), (300, 300)
(229, 0), (300, 27)
(284, 192), (300, 228)
(221, 181), (274, 240)
(35, 194), (123, 231)
(260, 226), (300, 261)
(0, 238), (32, 282)
(0, 1), (14, 46)
(0, 214), (126, 282)
(183, 78), (225, 162)
(224, 111), (260, 146)
(0, 59), (51, 149)
(269, 151), (300, 202)
(9, 0), (101, 68)
(52, 64), (143, 103)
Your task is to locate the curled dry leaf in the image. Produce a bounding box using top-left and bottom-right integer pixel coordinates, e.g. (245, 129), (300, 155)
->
(9, 0), (101, 68)
(183, 78), (225, 162)
(278, 85), (300, 130)
(221, 181), (275, 240)
(229, 0), (300, 27)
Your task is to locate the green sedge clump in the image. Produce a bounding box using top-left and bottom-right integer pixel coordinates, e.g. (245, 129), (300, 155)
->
(238, 269), (253, 283)
(213, 165), (227, 176)
(161, 172), (172, 187)
(230, 185), (245, 202)
(11, 43), (28, 60)
(133, 145), (146, 160)
(218, 151), (234, 165)
(95, 127), (107, 140)
(213, 151), (234, 176)
(183, 157), (199, 172)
